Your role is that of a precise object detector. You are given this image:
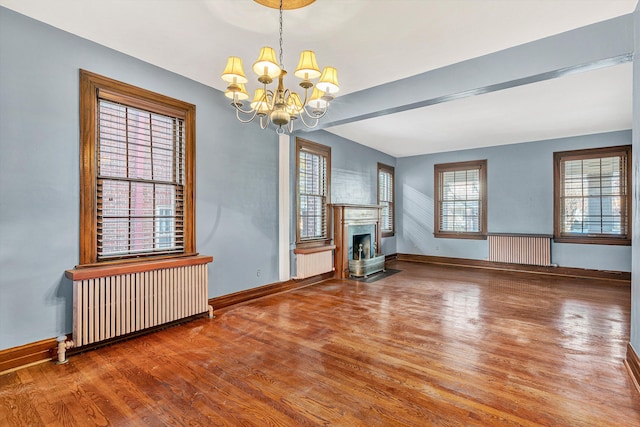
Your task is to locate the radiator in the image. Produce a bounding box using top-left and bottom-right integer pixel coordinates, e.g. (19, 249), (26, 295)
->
(71, 264), (210, 347)
(488, 234), (552, 266)
(295, 249), (334, 279)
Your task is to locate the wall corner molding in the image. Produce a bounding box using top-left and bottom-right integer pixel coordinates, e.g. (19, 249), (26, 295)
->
(208, 272), (333, 312)
(396, 253), (631, 283)
(625, 343), (640, 395)
(385, 253), (398, 262)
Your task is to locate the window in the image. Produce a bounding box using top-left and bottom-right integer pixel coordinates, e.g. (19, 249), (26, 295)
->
(434, 160), (487, 239)
(155, 206), (175, 249)
(79, 70), (196, 265)
(296, 138), (331, 245)
(554, 145), (631, 245)
(378, 163), (395, 237)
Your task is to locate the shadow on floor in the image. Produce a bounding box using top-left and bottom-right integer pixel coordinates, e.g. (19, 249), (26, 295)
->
(346, 269), (401, 283)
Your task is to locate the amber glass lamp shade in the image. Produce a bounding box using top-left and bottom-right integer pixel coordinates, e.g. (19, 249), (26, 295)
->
(316, 66), (339, 94)
(308, 87), (328, 109)
(252, 47), (282, 80)
(221, 56), (248, 84)
(294, 50), (321, 80)
(250, 88), (270, 114)
(286, 92), (304, 115)
(225, 83), (249, 101)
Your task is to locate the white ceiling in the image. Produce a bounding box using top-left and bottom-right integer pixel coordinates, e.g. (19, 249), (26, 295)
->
(329, 62), (633, 157)
(1, 0), (636, 157)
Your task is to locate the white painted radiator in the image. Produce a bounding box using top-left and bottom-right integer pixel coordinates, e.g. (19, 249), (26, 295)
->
(72, 264), (209, 347)
(488, 234), (552, 267)
(295, 249), (334, 279)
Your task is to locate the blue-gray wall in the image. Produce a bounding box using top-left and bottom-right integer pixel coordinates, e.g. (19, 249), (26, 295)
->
(0, 7), (276, 349)
(631, 3), (640, 353)
(397, 131), (632, 272)
(0, 8), (393, 350)
(292, 130), (397, 256)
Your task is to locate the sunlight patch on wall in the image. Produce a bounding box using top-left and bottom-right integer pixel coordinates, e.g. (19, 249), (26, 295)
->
(402, 184), (434, 253)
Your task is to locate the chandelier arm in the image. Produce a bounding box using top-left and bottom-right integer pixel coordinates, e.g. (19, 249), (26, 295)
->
(259, 113), (271, 130)
(231, 101), (258, 116)
(295, 111), (321, 129)
(298, 86), (310, 106)
(262, 88), (276, 110)
(234, 106), (262, 124)
(301, 104), (328, 119)
(281, 87), (291, 102)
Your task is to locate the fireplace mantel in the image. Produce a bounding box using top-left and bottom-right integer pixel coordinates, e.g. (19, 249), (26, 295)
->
(331, 204), (383, 279)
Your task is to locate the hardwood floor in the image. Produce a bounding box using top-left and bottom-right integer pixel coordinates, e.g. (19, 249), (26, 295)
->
(1, 261), (639, 426)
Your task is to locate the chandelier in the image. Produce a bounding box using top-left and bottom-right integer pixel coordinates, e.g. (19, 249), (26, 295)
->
(221, 0), (339, 134)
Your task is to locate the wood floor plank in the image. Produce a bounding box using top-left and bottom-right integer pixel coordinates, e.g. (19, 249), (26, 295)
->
(94, 337), (237, 426)
(1, 261), (639, 426)
(140, 332), (322, 427)
(0, 372), (45, 427)
(15, 363), (82, 427)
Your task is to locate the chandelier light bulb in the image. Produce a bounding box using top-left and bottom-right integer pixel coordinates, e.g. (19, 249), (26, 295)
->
(253, 47), (281, 84)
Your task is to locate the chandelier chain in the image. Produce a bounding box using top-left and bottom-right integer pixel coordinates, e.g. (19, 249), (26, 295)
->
(278, 0), (284, 67)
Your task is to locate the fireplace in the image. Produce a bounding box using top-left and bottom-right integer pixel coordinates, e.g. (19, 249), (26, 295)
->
(353, 233), (372, 260)
(348, 224), (375, 260)
(332, 204), (386, 278)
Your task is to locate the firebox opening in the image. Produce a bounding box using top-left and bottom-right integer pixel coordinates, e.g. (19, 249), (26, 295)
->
(353, 234), (372, 260)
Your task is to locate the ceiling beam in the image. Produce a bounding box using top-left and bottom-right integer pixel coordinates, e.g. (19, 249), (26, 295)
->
(311, 14), (634, 131)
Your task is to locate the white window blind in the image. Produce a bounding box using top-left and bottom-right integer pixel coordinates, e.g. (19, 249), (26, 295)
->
(298, 149), (328, 241)
(559, 155), (627, 237)
(438, 168), (481, 233)
(378, 165), (394, 234)
(97, 99), (185, 259)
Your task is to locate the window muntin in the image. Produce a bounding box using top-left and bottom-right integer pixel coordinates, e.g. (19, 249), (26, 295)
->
(378, 163), (395, 237)
(296, 138), (331, 245)
(98, 100), (184, 259)
(80, 70), (195, 265)
(554, 145), (630, 245)
(155, 206), (176, 249)
(434, 160), (487, 239)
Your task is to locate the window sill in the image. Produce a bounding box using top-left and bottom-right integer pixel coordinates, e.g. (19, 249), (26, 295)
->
(295, 239), (333, 250)
(293, 245), (336, 255)
(66, 254), (214, 281)
(434, 232), (487, 240)
(553, 236), (631, 246)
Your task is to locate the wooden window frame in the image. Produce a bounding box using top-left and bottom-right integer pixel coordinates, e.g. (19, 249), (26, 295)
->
(434, 159), (487, 240)
(79, 69), (196, 266)
(295, 137), (331, 247)
(553, 145), (631, 246)
(377, 163), (395, 237)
